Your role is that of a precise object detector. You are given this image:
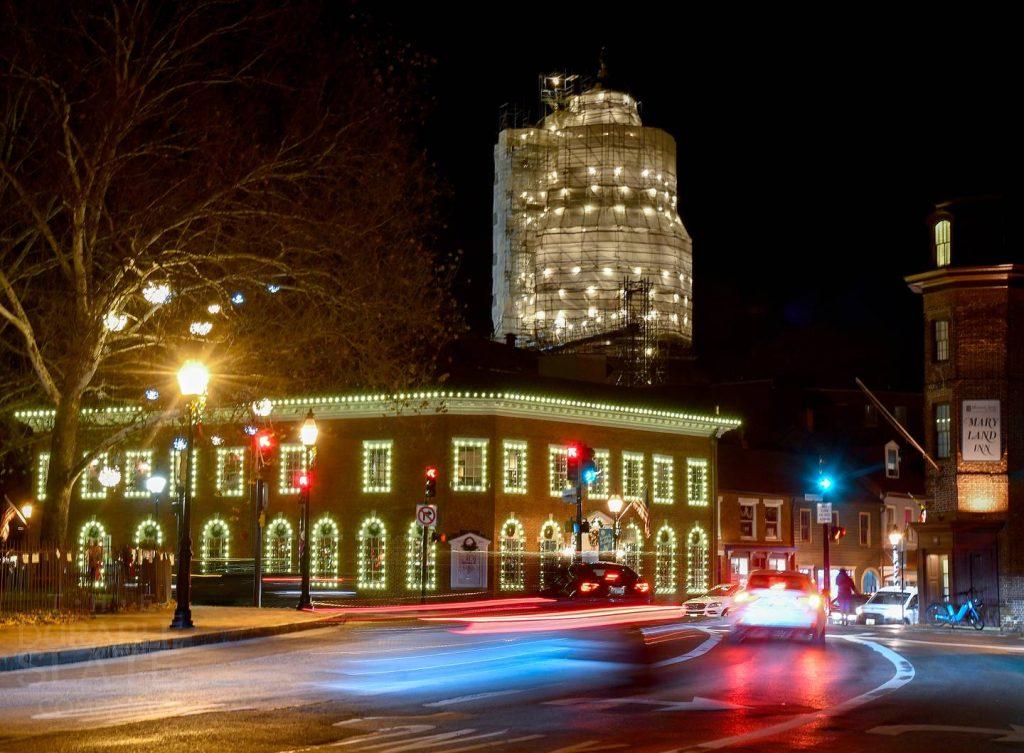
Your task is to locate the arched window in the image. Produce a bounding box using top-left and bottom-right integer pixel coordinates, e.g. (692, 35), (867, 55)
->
(312, 515), (339, 579)
(623, 522), (643, 576)
(539, 518), (563, 589)
(77, 518), (108, 583)
(357, 516), (387, 590)
(405, 520), (437, 591)
(201, 516), (230, 573)
(265, 515), (294, 574)
(655, 524), (677, 594)
(499, 515), (525, 591)
(934, 218), (951, 267)
(134, 517), (163, 549)
(686, 525), (709, 594)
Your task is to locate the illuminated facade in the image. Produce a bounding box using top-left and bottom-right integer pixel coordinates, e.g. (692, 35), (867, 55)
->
(906, 198), (1024, 627)
(20, 389), (736, 599)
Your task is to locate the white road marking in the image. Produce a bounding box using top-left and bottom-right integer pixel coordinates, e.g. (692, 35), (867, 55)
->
(424, 689), (523, 707)
(370, 729), (503, 753)
(441, 735), (543, 753)
(674, 635), (916, 750)
(545, 696), (744, 713)
(870, 724), (1024, 742)
(653, 629), (721, 667)
(874, 636), (1024, 653)
(546, 742), (629, 752)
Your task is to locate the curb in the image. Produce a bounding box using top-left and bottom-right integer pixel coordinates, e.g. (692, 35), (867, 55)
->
(0, 614), (341, 673)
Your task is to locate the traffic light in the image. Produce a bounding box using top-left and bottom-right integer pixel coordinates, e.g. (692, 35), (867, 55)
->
(424, 466), (438, 499)
(254, 430), (276, 468)
(566, 444), (581, 485)
(830, 525), (847, 542)
(296, 471), (311, 491)
(567, 443), (597, 486)
(430, 530), (446, 544)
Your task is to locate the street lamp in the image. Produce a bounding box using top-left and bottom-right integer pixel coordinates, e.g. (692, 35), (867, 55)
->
(297, 409), (317, 610)
(607, 494), (624, 558)
(171, 359), (209, 629)
(147, 474), (167, 526)
(21, 502), (32, 520)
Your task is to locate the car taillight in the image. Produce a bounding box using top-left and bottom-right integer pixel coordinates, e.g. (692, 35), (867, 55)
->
(734, 590), (753, 603)
(604, 571), (621, 582)
(579, 582), (600, 593)
(634, 581), (650, 594)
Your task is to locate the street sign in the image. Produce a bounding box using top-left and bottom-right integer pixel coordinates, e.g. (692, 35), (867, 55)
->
(816, 502), (832, 524)
(416, 503), (437, 527)
(561, 487), (577, 504)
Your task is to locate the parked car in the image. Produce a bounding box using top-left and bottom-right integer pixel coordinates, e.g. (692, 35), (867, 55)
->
(730, 570), (827, 644)
(856, 586), (919, 625)
(683, 583), (741, 618)
(828, 593), (871, 624)
(542, 562), (652, 604)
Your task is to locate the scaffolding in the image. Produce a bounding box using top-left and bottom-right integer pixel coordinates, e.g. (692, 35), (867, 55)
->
(491, 74), (694, 378)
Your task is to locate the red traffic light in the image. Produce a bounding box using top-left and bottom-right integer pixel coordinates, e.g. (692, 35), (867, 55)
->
(425, 466), (438, 480)
(255, 430), (275, 450)
(297, 472), (311, 490)
(566, 445), (580, 459)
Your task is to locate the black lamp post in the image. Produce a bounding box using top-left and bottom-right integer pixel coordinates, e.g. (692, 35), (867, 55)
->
(297, 409), (318, 610)
(170, 360), (209, 629)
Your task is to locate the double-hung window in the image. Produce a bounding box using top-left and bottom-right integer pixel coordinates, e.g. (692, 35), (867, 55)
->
(452, 439), (487, 491)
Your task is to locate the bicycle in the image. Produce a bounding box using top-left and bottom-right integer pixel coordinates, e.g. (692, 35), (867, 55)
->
(925, 589), (985, 630)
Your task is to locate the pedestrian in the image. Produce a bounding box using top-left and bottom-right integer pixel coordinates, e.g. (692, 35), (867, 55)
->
(836, 568), (857, 626)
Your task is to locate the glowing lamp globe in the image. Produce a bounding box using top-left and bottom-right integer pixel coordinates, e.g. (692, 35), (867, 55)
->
(21, 503), (32, 520)
(607, 495), (624, 515)
(177, 360), (210, 397)
(889, 529), (903, 548)
(146, 475), (168, 495)
(299, 410), (318, 447)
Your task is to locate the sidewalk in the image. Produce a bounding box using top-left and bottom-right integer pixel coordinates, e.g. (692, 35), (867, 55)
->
(0, 605), (336, 672)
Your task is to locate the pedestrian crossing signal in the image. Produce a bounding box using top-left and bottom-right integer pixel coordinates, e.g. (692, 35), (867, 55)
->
(830, 525), (847, 542)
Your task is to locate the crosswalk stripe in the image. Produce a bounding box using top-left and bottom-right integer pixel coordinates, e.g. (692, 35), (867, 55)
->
(355, 728), (479, 752)
(373, 729), (507, 753)
(424, 690), (523, 707)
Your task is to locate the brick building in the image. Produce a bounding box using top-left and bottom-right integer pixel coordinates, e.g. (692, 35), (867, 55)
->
(20, 389), (738, 600)
(906, 197), (1023, 626)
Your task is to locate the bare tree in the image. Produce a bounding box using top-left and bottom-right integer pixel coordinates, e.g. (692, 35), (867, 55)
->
(0, 2), (459, 544)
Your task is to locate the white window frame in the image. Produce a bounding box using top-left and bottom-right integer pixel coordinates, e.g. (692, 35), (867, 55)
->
(739, 498), (758, 540)
(362, 440), (393, 493)
(763, 499), (782, 541)
(79, 452), (110, 500)
(652, 454), (674, 504)
(799, 508), (812, 543)
(934, 319), (950, 362)
(279, 444), (307, 495)
(935, 218), (951, 267)
(622, 452), (644, 501)
(502, 440), (528, 494)
(452, 438), (488, 492)
(935, 403), (951, 459)
(548, 445), (569, 497)
(686, 457), (709, 506)
(124, 449), (155, 499)
(860, 511), (871, 547)
(215, 446), (246, 497)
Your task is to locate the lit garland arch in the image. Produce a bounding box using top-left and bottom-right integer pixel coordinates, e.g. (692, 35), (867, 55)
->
(311, 515), (340, 579)
(538, 517), (562, 589)
(405, 519), (437, 591)
(357, 515), (387, 590)
(200, 516), (230, 573)
(133, 517), (163, 547)
(77, 518), (108, 582)
(265, 515), (294, 574)
(654, 524), (677, 595)
(686, 525), (709, 594)
(499, 514), (525, 591)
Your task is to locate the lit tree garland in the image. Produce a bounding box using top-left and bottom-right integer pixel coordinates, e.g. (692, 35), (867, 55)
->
(655, 523), (677, 594)
(265, 515), (294, 573)
(499, 514), (525, 591)
(405, 519), (436, 591)
(357, 515), (387, 590)
(686, 525), (709, 594)
(35, 452), (50, 500)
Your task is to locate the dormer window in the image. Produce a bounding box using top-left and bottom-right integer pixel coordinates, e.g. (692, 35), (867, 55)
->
(934, 219), (951, 267)
(885, 441), (900, 479)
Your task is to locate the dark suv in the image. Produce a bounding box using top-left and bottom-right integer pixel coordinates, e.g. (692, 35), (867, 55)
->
(543, 562), (652, 604)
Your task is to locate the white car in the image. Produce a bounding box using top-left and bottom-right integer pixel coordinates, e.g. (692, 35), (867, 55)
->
(856, 586), (919, 625)
(730, 570), (827, 644)
(683, 583), (740, 618)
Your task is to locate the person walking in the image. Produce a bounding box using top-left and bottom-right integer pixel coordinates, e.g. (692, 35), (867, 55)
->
(836, 568), (857, 626)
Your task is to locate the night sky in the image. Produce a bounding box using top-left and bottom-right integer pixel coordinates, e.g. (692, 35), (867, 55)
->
(374, 7), (1011, 391)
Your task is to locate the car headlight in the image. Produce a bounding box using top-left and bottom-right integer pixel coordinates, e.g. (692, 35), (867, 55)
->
(855, 606), (863, 614)
(706, 602), (720, 609)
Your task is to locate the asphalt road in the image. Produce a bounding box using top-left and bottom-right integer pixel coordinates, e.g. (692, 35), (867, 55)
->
(1, 610), (1023, 752)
